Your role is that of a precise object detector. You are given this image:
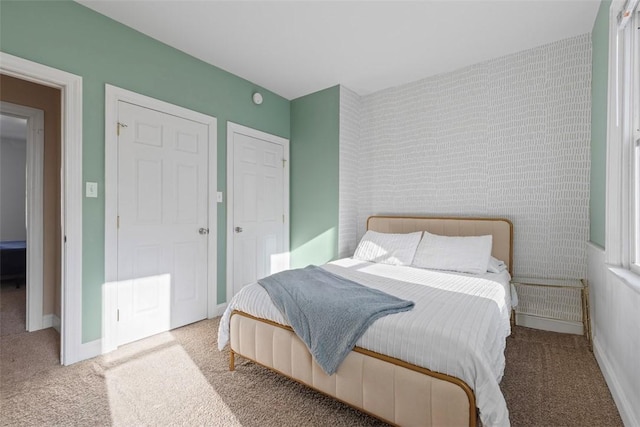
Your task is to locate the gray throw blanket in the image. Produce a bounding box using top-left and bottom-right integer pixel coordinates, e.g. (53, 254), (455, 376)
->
(258, 265), (414, 375)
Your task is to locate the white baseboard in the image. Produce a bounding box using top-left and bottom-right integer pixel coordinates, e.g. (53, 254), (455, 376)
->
(75, 307), (226, 364)
(593, 336), (639, 427)
(78, 308), (225, 364)
(42, 314), (61, 333)
(211, 303), (227, 318)
(515, 313), (583, 335)
(78, 338), (103, 362)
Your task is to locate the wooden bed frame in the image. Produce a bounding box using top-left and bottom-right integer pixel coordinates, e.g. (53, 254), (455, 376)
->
(229, 216), (513, 426)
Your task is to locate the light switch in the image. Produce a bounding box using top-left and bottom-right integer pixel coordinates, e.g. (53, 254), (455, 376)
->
(86, 182), (98, 198)
(217, 192), (223, 203)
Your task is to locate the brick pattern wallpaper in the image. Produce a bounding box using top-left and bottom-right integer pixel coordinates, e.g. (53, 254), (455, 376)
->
(338, 86), (361, 258)
(342, 34), (591, 279)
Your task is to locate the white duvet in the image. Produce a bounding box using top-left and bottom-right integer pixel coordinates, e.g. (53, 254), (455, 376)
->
(219, 258), (513, 427)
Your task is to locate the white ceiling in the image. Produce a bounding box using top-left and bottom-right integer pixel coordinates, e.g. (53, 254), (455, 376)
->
(77, 0), (601, 100)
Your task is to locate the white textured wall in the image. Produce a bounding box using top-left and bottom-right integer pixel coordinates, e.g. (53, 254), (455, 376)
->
(338, 86), (361, 258)
(587, 244), (640, 426)
(353, 34), (591, 279)
(0, 137), (27, 241)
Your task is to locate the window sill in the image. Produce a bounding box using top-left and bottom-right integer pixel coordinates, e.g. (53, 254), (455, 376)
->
(607, 266), (640, 296)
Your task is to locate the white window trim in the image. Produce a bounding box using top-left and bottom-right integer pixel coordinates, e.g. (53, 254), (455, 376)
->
(605, 0), (640, 279)
(632, 7), (640, 272)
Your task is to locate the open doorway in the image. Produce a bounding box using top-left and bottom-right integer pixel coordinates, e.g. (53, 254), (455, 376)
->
(0, 114), (28, 334)
(0, 74), (62, 360)
(1, 52), (83, 365)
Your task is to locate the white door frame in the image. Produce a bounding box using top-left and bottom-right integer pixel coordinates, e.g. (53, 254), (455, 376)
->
(0, 102), (44, 332)
(104, 84), (217, 353)
(0, 52), (83, 365)
(226, 122), (290, 303)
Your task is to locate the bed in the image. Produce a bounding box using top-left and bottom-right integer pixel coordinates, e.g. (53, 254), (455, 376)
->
(219, 216), (514, 427)
(0, 240), (26, 283)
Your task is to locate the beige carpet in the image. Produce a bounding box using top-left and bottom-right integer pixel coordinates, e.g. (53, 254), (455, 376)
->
(0, 308), (623, 426)
(1, 281), (27, 337)
(501, 327), (622, 427)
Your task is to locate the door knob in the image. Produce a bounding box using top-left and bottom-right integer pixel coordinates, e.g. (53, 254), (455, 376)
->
(199, 227), (209, 235)
(235, 226), (243, 233)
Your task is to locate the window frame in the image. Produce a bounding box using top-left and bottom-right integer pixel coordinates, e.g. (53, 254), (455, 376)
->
(606, 0), (640, 275)
(632, 8), (640, 272)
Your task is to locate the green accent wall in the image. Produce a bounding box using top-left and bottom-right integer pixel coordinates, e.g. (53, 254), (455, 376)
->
(590, 0), (611, 248)
(0, 0), (290, 342)
(290, 86), (340, 268)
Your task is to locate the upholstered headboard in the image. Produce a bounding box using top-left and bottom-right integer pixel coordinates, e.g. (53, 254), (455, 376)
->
(366, 216), (514, 274)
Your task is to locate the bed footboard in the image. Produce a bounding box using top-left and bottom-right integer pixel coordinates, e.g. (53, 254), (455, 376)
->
(230, 311), (476, 427)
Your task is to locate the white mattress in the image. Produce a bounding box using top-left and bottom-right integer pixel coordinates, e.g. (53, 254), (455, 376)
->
(219, 259), (513, 427)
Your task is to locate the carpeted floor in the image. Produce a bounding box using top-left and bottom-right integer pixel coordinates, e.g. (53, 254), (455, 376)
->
(0, 286), (623, 426)
(0, 280), (27, 337)
(501, 327), (621, 427)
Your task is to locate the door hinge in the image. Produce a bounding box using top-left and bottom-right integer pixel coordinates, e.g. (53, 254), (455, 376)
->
(282, 214), (285, 223)
(282, 158), (287, 168)
(117, 215), (120, 229)
(117, 309), (120, 322)
(117, 122), (128, 136)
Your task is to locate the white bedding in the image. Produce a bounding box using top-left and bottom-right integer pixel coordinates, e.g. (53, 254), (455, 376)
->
(219, 258), (513, 427)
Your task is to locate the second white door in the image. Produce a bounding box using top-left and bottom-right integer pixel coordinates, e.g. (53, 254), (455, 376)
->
(117, 101), (209, 346)
(229, 125), (288, 298)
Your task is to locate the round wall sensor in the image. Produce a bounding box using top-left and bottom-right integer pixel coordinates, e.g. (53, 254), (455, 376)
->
(252, 92), (263, 105)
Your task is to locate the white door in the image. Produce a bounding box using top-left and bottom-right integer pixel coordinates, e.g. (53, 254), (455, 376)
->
(0, 103), (44, 334)
(116, 101), (209, 346)
(230, 127), (288, 297)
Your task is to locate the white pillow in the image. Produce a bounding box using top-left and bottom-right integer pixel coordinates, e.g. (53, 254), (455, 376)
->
(412, 232), (493, 274)
(487, 256), (507, 273)
(353, 230), (423, 266)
